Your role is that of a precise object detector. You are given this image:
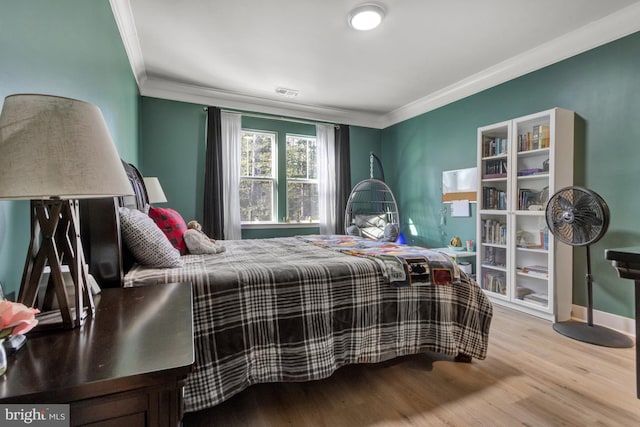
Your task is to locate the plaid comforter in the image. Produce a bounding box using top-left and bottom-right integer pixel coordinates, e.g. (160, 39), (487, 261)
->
(124, 237), (493, 412)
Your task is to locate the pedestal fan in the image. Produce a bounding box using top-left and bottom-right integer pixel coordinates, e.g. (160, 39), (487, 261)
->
(344, 153), (399, 241)
(545, 186), (632, 347)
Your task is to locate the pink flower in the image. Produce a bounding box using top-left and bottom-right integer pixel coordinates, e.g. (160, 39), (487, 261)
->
(0, 300), (39, 339)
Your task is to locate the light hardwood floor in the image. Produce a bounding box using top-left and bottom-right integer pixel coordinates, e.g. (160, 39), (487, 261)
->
(183, 305), (640, 426)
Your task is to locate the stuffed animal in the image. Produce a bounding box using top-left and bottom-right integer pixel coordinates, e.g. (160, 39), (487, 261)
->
(186, 221), (215, 241)
(183, 220), (226, 254)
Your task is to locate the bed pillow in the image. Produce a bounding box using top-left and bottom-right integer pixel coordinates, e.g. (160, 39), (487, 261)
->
(360, 226), (384, 240)
(355, 214), (386, 228)
(384, 223), (399, 242)
(148, 206), (188, 254)
(118, 207), (184, 268)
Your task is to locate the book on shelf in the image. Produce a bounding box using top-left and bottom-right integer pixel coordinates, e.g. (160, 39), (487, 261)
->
(517, 168), (543, 176)
(518, 267), (548, 278)
(523, 292), (548, 304)
(481, 219), (507, 245)
(482, 186), (508, 210)
(518, 188), (541, 210)
(483, 158), (507, 177)
(533, 124), (550, 149)
(482, 136), (508, 157)
(517, 125), (550, 152)
(483, 173), (507, 179)
(522, 265), (548, 273)
(483, 246), (506, 267)
(482, 271), (506, 294)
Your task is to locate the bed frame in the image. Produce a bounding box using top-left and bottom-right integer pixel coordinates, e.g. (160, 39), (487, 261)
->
(80, 161), (148, 288)
(80, 161), (491, 413)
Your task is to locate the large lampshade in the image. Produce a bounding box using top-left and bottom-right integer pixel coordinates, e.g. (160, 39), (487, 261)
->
(0, 94), (134, 329)
(0, 94), (133, 199)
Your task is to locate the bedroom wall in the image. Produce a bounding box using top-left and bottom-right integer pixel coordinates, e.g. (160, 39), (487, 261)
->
(0, 0), (140, 297)
(139, 96), (382, 238)
(382, 31), (640, 319)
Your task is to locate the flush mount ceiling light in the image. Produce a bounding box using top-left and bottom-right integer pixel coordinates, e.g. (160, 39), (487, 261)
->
(348, 3), (385, 31)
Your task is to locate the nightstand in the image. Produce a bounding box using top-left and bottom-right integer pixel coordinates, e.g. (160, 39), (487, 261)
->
(0, 282), (194, 426)
(433, 248), (476, 260)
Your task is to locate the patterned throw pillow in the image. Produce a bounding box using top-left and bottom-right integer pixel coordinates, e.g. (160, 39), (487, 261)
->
(148, 206), (188, 254)
(118, 207), (184, 268)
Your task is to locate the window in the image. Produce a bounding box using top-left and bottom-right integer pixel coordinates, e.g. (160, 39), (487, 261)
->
(239, 121), (319, 225)
(286, 134), (318, 221)
(239, 130), (276, 222)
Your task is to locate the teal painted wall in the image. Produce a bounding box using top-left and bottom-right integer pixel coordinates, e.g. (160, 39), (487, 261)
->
(139, 97), (381, 239)
(0, 1), (139, 297)
(140, 97), (206, 224)
(383, 32), (640, 318)
(349, 126), (383, 186)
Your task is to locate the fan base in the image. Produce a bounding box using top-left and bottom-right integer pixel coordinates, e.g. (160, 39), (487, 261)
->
(553, 321), (633, 348)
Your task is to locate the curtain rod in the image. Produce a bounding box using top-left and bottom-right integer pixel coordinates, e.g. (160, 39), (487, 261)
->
(203, 107), (340, 129)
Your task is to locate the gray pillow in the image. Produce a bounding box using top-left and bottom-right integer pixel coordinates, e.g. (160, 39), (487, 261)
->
(384, 223), (399, 242)
(118, 207), (184, 268)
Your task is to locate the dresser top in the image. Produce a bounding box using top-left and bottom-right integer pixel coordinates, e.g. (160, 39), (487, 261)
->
(0, 282), (194, 402)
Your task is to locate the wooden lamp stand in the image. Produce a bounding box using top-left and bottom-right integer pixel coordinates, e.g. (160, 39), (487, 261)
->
(19, 199), (95, 329)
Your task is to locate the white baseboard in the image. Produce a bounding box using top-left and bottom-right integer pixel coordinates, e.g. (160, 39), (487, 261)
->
(571, 304), (636, 337)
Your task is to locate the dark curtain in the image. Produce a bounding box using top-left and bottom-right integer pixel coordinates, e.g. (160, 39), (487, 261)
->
(334, 124), (351, 234)
(203, 107), (225, 239)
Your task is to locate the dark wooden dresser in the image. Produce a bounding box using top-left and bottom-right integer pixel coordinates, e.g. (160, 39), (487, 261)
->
(0, 282), (194, 426)
(605, 247), (640, 398)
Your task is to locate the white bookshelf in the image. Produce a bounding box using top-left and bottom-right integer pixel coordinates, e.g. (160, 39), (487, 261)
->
(476, 108), (574, 321)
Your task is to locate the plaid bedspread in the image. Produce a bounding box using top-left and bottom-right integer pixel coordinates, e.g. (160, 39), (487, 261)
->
(124, 237), (493, 413)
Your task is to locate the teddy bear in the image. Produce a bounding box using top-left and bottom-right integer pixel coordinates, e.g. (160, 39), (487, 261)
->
(183, 220), (226, 254)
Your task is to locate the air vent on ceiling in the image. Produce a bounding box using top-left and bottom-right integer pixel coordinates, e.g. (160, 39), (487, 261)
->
(275, 87), (300, 98)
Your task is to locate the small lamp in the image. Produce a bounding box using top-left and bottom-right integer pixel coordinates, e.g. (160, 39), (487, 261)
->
(0, 94), (134, 329)
(143, 177), (168, 204)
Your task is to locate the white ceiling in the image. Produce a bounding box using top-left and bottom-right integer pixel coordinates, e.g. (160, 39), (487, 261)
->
(111, 0), (640, 128)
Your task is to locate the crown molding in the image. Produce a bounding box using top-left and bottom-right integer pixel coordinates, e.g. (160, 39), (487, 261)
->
(380, 2), (640, 128)
(110, 0), (147, 87)
(112, 1), (640, 130)
(140, 77), (386, 128)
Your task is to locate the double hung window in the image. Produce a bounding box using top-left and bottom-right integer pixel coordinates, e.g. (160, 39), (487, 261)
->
(239, 128), (318, 223)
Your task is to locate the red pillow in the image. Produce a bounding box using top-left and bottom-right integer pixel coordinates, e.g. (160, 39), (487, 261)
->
(148, 206), (188, 255)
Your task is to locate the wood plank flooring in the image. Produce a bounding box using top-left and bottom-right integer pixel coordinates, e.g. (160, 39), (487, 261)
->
(183, 305), (640, 426)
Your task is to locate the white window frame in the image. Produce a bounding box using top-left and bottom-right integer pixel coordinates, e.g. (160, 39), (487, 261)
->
(239, 129), (278, 223)
(285, 133), (319, 221)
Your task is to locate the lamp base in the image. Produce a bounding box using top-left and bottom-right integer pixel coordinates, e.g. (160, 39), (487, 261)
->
(553, 321), (633, 348)
(19, 199), (95, 329)
(34, 307), (90, 331)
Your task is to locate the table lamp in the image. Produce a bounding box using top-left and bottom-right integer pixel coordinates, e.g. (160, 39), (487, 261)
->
(143, 177), (168, 204)
(0, 94), (134, 329)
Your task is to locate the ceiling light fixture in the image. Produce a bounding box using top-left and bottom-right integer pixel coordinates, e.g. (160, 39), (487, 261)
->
(348, 3), (385, 31)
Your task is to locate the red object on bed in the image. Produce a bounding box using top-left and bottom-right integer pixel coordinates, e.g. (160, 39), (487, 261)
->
(148, 205), (189, 254)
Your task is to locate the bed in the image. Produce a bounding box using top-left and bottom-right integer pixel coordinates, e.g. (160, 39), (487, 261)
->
(80, 162), (493, 413)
